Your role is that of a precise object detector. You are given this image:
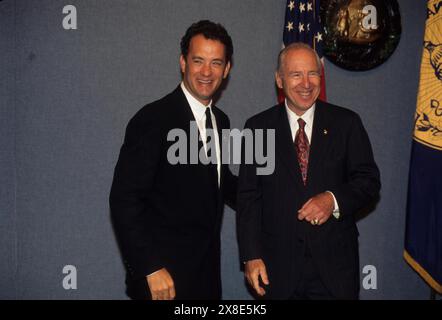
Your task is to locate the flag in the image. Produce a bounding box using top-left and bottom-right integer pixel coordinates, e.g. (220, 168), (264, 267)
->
(404, 0), (442, 294)
(279, 0), (327, 103)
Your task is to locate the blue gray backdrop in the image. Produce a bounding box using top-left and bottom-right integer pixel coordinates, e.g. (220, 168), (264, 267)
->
(0, 0), (430, 299)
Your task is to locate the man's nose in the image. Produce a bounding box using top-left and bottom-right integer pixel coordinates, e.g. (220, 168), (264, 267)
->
(201, 63), (212, 76)
(302, 75), (311, 88)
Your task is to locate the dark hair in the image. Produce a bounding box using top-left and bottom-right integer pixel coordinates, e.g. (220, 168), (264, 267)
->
(180, 20), (233, 63)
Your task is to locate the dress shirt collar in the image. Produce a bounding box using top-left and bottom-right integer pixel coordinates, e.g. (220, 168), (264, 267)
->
(284, 99), (316, 142)
(181, 82), (213, 122)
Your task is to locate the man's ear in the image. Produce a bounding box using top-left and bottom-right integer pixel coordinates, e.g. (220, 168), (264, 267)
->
(179, 55), (186, 74)
(275, 71), (283, 89)
(223, 61), (231, 79)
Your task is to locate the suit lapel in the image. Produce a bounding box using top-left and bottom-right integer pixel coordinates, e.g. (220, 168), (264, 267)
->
(306, 101), (331, 187)
(275, 104), (304, 184)
(170, 86), (205, 154)
(171, 85), (195, 123)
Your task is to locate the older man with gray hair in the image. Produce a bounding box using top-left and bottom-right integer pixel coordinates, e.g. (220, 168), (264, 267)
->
(237, 43), (381, 299)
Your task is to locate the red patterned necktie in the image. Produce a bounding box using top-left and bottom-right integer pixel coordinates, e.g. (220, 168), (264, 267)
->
(294, 118), (310, 185)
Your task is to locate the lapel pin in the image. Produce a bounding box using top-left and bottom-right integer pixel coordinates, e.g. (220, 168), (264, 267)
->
(323, 129), (328, 135)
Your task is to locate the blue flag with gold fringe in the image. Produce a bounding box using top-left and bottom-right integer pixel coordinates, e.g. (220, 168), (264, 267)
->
(404, 0), (442, 294)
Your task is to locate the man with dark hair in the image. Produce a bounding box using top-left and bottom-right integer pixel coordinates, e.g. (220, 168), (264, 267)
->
(110, 20), (237, 300)
(238, 43), (380, 299)
(180, 20), (233, 64)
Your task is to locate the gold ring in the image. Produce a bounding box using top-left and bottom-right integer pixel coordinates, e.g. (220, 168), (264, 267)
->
(313, 218), (319, 225)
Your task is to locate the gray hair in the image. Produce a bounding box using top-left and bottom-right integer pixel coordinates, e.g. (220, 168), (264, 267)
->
(276, 42), (322, 73)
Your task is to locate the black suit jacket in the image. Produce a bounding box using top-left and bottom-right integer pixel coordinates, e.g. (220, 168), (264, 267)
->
(237, 100), (380, 299)
(110, 86), (237, 300)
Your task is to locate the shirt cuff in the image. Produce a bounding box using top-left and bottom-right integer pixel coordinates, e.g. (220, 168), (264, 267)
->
(326, 191), (340, 219)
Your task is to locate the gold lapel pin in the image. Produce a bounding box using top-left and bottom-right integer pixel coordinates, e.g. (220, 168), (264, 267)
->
(323, 129), (328, 135)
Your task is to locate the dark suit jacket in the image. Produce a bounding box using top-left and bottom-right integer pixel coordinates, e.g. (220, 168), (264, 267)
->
(109, 86), (237, 300)
(237, 100), (380, 299)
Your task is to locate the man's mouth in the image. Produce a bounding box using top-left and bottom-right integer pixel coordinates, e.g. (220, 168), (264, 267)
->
(198, 79), (213, 85)
(297, 91), (313, 98)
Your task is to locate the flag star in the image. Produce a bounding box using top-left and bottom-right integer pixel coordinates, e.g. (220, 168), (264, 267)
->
(299, 23), (305, 33)
(299, 2), (306, 12)
(288, 1), (295, 11)
(286, 21), (294, 32)
(307, 2), (313, 11)
(315, 32), (323, 42)
(307, 23), (310, 32)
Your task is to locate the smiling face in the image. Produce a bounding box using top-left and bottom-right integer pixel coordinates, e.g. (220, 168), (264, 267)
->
(180, 34), (231, 105)
(275, 47), (321, 116)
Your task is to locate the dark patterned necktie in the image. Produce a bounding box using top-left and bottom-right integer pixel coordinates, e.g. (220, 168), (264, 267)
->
(205, 107), (219, 188)
(205, 107), (215, 159)
(294, 118), (309, 185)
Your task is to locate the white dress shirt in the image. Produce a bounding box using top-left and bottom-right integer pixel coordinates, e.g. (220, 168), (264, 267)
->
(284, 100), (340, 218)
(285, 100), (315, 144)
(181, 82), (221, 186)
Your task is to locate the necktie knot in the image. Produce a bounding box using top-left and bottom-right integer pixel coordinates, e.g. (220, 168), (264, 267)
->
(297, 118), (306, 131)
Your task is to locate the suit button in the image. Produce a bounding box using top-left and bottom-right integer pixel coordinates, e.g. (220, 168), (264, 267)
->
(298, 238), (304, 243)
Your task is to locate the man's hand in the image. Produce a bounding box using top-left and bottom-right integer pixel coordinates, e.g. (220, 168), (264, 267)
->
(146, 268), (176, 300)
(245, 259), (269, 296)
(297, 192), (334, 226)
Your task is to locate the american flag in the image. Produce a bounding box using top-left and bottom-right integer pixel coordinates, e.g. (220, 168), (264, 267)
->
(279, 0), (327, 102)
